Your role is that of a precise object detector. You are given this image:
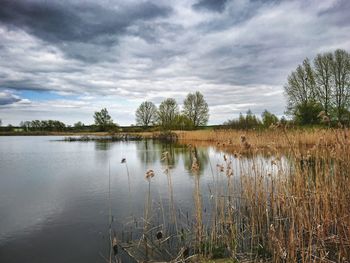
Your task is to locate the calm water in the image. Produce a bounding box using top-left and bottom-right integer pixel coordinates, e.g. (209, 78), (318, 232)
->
(0, 136), (230, 263)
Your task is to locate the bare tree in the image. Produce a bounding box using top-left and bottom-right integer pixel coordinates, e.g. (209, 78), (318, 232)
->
(183, 91), (209, 127)
(135, 101), (157, 127)
(284, 58), (316, 114)
(331, 49), (350, 121)
(285, 49), (350, 124)
(158, 98), (179, 129)
(314, 52), (333, 116)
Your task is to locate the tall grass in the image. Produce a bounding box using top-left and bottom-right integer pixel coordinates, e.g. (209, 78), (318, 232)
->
(187, 128), (350, 262)
(175, 128), (344, 150)
(123, 128), (349, 262)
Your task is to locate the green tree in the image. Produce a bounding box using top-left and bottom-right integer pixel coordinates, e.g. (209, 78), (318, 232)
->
(284, 58), (316, 115)
(331, 49), (350, 122)
(182, 91), (209, 127)
(261, 110), (279, 127)
(295, 102), (323, 125)
(224, 110), (262, 129)
(31, 120), (41, 130)
(285, 49), (350, 125)
(280, 116), (287, 125)
(20, 121), (30, 131)
(245, 109), (262, 129)
(174, 114), (194, 130)
(93, 108), (115, 131)
(314, 52), (333, 116)
(74, 121), (84, 130)
(135, 101), (157, 127)
(158, 98), (179, 130)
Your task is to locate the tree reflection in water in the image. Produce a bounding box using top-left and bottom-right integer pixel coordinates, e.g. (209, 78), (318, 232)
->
(136, 140), (209, 174)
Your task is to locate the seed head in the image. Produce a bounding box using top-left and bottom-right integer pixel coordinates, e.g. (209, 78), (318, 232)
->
(145, 169), (155, 181)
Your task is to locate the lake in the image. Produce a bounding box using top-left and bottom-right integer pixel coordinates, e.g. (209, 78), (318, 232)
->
(1, 135), (346, 263)
(0, 136), (237, 263)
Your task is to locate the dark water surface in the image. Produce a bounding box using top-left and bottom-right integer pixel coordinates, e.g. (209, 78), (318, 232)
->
(0, 136), (229, 263)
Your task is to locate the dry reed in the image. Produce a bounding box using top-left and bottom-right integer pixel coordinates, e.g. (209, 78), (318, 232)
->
(188, 128), (350, 262)
(126, 128), (350, 262)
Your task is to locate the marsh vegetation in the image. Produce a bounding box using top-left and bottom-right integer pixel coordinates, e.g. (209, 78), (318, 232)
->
(103, 128), (350, 263)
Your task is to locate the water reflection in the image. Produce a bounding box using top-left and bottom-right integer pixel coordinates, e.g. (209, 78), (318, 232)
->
(0, 137), (288, 263)
(183, 146), (209, 174)
(135, 140), (209, 174)
(94, 141), (112, 151)
(135, 140), (159, 164)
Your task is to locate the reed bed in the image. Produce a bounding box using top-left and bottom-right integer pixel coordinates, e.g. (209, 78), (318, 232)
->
(175, 128), (347, 150)
(188, 128), (350, 262)
(116, 128), (350, 262)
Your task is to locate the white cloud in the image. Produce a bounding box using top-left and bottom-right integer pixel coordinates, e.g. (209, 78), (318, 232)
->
(0, 0), (349, 125)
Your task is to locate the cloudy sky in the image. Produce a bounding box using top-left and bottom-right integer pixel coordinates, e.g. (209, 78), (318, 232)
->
(0, 0), (349, 126)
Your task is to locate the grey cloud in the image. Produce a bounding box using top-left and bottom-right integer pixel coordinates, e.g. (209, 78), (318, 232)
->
(192, 0), (228, 13)
(0, 0), (349, 125)
(193, 0), (265, 33)
(127, 21), (184, 44)
(317, 0), (350, 27)
(0, 91), (21, 105)
(0, 0), (172, 62)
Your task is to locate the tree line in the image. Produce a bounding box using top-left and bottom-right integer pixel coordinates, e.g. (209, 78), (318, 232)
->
(135, 91), (209, 130)
(0, 91), (209, 132)
(2, 49), (349, 133)
(19, 120), (66, 131)
(223, 109), (283, 129)
(285, 49), (350, 125)
(222, 49), (350, 129)
(13, 108), (118, 132)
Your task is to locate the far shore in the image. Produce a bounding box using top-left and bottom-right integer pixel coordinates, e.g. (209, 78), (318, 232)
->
(0, 128), (342, 150)
(0, 131), (112, 136)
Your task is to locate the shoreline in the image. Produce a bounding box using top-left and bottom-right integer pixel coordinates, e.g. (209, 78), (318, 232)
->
(0, 128), (345, 151)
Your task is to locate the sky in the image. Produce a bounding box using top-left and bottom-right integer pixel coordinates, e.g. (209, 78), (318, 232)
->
(0, 0), (349, 126)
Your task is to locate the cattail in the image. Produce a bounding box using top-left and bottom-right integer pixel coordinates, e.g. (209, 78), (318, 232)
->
(243, 141), (251, 149)
(217, 164), (224, 172)
(161, 151), (169, 161)
(112, 237), (118, 255)
(156, 231), (163, 240)
(191, 161), (200, 172)
(145, 169), (155, 181)
(226, 168), (233, 177)
(191, 154), (200, 172)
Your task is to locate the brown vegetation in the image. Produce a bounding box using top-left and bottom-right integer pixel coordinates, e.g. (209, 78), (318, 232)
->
(131, 128), (350, 262)
(184, 128), (350, 262)
(175, 128), (347, 150)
